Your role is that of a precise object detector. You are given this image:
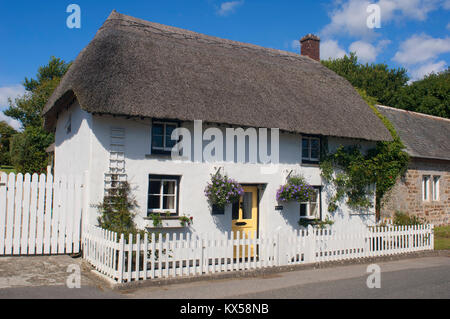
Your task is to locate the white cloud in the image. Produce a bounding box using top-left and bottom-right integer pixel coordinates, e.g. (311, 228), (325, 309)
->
(349, 39), (391, 63)
(217, 1), (244, 16)
(321, 0), (441, 38)
(0, 84), (25, 108)
(321, 39), (348, 60)
(349, 41), (378, 62)
(0, 111), (21, 130)
(409, 60), (447, 80)
(444, 0), (450, 9)
(393, 34), (450, 65)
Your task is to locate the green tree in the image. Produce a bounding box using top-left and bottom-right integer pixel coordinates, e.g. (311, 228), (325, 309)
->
(393, 68), (449, 118)
(4, 56), (71, 173)
(0, 121), (17, 166)
(322, 53), (409, 108)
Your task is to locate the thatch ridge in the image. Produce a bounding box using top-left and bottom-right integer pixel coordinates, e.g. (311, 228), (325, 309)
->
(43, 10), (392, 142)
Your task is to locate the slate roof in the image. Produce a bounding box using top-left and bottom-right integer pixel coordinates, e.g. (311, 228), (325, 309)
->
(377, 105), (450, 161)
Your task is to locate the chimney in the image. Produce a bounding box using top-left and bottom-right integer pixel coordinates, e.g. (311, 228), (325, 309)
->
(300, 34), (320, 62)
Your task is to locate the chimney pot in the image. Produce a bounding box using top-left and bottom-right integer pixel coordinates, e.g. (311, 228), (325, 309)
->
(300, 34), (320, 62)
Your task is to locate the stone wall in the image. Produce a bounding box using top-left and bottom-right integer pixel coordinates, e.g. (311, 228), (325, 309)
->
(380, 158), (450, 226)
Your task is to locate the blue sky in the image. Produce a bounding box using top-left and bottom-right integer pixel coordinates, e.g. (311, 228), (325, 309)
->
(1, 0), (449, 128)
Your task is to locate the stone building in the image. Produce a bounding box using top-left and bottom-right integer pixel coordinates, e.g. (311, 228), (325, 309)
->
(377, 105), (450, 226)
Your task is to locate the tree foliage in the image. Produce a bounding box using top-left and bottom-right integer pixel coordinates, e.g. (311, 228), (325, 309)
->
(3, 56), (71, 173)
(0, 121), (17, 166)
(322, 53), (409, 108)
(322, 53), (449, 119)
(393, 68), (450, 118)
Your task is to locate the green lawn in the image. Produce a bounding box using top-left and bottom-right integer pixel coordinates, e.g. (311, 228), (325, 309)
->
(434, 225), (450, 250)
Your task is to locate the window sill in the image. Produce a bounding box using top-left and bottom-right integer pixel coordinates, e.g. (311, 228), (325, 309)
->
(144, 216), (185, 229)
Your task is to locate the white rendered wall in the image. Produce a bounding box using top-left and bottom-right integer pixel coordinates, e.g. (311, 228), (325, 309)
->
(80, 115), (377, 234)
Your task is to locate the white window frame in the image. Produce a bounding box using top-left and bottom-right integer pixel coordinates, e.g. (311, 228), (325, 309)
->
(422, 175), (430, 201)
(302, 137), (320, 162)
(148, 177), (178, 214)
(432, 176), (440, 201)
(151, 122), (178, 152)
(300, 187), (320, 219)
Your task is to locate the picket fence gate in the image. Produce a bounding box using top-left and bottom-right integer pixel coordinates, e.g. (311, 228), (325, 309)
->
(0, 172), (84, 255)
(83, 223), (434, 283)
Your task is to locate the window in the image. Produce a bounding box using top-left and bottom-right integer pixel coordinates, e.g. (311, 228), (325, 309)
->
(147, 175), (180, 215)
(422, 175), (430, 201)
(302, 137), (320, 162)
(432, 176), (440, 201)
(300, 187), (321, 219)
(151, 122), (178, 154)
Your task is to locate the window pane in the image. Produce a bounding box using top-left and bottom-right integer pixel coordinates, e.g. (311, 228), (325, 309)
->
(165, 137), (176, 148)
(310, 203), (318, 217)
(152, 135), (164, 148)
(423, 176), (429, 200)
(163, 181), (176, 195)
(242, 192), (253, 219)
(163, 195), (175, 210)
(152, 124), (164, 136)
(232, 202), (239, 220)
(148, 195), (161, 209)
(149, 180), (161, 194)
(302, 139), (309, 159)
(310, 139), (320, 159)
(300, 204), (307, 217)
(166, 124), (176, 136)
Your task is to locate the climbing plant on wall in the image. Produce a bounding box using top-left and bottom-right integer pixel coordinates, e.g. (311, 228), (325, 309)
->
(319, 88), (409, 215)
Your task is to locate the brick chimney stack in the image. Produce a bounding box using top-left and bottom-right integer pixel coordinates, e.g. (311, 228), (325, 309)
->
(300, 34), (320, 62)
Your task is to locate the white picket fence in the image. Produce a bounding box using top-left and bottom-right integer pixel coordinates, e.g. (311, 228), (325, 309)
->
(0, 172), (84, 255)
(83, 223), (434, 283)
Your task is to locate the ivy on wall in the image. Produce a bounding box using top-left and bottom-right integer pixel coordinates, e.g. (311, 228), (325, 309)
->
(319, 88), (410, 216)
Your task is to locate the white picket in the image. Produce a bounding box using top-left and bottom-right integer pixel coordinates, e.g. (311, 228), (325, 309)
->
(12, 174), (23, 255)
(41, 173), (51, 254)
(28, 174), (38, 254)
(0, 173), (7, 255)
(19, 174), (31, 254)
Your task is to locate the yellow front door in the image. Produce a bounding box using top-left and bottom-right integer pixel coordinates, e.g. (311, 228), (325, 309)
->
(232, 186), (258, 259)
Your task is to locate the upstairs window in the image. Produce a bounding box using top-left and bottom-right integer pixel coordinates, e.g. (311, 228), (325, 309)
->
(302, 137), (320, 163)
(151, 122), (178, 154)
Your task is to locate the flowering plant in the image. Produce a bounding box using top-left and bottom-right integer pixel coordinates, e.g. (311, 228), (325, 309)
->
(276, 175), (315, 203)
(179, 215), (193, 227)
(204, 173), (244, 209)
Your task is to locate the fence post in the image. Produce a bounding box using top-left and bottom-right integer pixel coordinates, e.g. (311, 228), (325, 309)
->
(117, 234), (125, 283)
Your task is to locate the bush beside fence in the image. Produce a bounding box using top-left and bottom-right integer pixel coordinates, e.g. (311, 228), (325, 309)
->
(83, 223), (434, 283)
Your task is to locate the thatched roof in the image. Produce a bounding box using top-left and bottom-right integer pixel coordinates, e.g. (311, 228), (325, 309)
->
(43, 10), (391, 141)
(377, 105), (450, 161)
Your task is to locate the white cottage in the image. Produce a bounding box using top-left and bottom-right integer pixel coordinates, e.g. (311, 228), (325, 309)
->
(42, 11), (391, 236)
